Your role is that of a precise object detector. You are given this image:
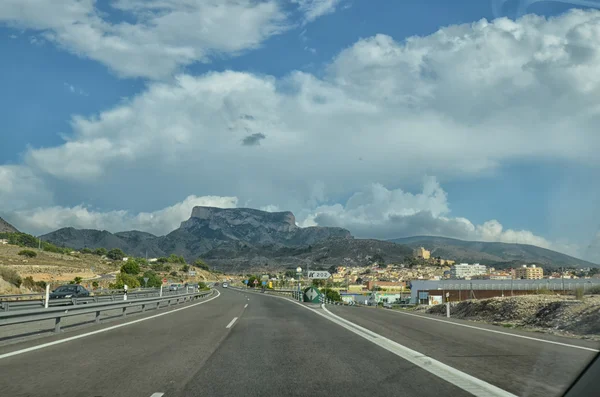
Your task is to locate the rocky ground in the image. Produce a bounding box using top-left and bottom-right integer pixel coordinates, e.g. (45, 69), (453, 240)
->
(424, 295), (600, 340)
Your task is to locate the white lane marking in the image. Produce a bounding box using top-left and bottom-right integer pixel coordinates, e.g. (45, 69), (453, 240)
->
(385, 309), (599, 353)
(226, 317), (238, 329)
(0, 290), (221, 360)
(243, 289), (516, 397)
(150, 393), (164, 397)
(320, 305), (516, 397)
(244, 304), (248, 308)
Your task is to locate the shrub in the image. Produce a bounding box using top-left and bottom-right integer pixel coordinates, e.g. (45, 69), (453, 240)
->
(73, 276), (83, 284)
(22, 276), (36, 289)
(195, 259), (210, 271)
(35, 280), (47, 290)
(121, 260), (141, 275)
(81, 248), (93, 254)
(138, 270), (162, 288)
(92, 281), (99, 288)
(107, 248), (125, 261)
(169, 271), (178, 277)
(18, 250), (37, 258)
(0, 266), (22, 287)
(575, 287), (584, 300)
(94, 248), (108, 256)
(181, 264), (190, 273)
(110, 272), (140, 289)
(321, 288), (342, 302)
(587, 285), (600, 295)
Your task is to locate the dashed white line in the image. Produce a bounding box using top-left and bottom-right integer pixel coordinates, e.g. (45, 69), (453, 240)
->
(150, 393), (164, 397)
(226, 317), (238, 329)
(244, 304), (248, 308)
(0, 290), (221, 360)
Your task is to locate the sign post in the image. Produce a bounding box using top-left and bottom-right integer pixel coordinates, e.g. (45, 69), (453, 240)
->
(44, 284), (50, 309)
(446, 292), (450, 318)
(143, 277), (149, 288)
(123, 284), (128, 301)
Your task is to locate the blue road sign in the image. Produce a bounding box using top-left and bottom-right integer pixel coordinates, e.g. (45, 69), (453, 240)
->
(262, 281), (267, 286)
(244, 280), (249, 285)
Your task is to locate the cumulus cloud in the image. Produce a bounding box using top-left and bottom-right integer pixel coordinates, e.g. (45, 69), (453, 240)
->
(7, 195), (238, 236)
(0, 0), (288, 79)
(0, 166), (52, 211)
(300, 177), (562, 251)
(2, 10), (600, 259)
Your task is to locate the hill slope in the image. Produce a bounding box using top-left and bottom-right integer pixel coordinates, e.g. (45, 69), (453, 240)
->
(389, 236), (597, 268)
(0, 217), (19, 233)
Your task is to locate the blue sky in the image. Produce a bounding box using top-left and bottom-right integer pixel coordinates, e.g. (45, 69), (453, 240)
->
(1, 0), (600, 261)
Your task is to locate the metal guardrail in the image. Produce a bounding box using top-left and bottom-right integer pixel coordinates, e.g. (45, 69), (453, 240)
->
(0, 289), (214, 333)
(0, 287), (194, 312)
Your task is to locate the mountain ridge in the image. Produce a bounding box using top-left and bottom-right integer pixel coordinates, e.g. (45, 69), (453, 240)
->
(0, 217), (20, 233)
(389, 235), (597, 268)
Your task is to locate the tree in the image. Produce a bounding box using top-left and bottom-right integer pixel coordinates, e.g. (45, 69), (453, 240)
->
(73, 276), (83, 284)
(156, 257), (169, 264)
(195, 259), (210, 271)
(121, 260), (141, 275)
(355, 277), (363, 284)
(181, 264), (190, 273)
(170, 271), (178, 277)
(110, 272), (140, 289)
(168, 254), (185, 264)
(81, 248), (93, 254)
(95, 248), (108, 256)
(138, 270), (162, 288)
(247, 276), (258, 288)
(92, 281), (99, 289)
(328, 265), (337, 274)
(321, 288), (341, 302)
(18, 250), (37, 258)
(107, 248), (125, 261)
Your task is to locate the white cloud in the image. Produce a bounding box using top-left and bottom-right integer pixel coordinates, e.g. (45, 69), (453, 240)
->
(292, 0), (343, 23)
(0, 166), (52, 211)
(300, 178), (569, 253)
(0, 0), (288, 79)
(8, 195), (238, 236)
(2, 10), (600, 260)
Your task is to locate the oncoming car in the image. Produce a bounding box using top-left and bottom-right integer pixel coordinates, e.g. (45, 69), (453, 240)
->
(49, 285), (90, 299)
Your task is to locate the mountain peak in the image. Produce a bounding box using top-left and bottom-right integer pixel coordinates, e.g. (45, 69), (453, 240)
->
(184, 206), (297, 233)
(0, 217), (19, 233)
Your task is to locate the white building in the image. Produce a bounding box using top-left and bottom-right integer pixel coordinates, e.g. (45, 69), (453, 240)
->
(450, 263), (487, 279)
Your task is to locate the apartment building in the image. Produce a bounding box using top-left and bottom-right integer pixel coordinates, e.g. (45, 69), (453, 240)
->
(450, 263), (487, 279)
(514, 265), (544, 280)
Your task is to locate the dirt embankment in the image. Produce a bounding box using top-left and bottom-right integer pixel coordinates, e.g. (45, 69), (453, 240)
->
(425, 295), (600, 339)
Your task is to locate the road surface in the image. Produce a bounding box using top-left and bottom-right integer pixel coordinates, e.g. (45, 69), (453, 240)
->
(0, 288), (596, 397)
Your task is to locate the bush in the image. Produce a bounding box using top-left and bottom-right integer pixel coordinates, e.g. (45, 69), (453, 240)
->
(110, 273), (140, 289)
(138, 270), (162, 288)
(575, 287), (584, 300)
(195, 259), (210, 271)
(0, 266), (22, 287)
(587, 285), (600, 295)
(22, 276), (36, 289)
(169, 271), (178, 277)
(92, 281), (99, 289)
(321, 288), (341, 302)
(182, 264), (190, 273)
(73, 276), (83, 284)
(18, 250), (37, 258)
(35, 280), (47, 290)
(94, 248), (108, 256)
(121, 260), (141, 275)
(81, 248), (93, 254)
(107, 248), (125, 261)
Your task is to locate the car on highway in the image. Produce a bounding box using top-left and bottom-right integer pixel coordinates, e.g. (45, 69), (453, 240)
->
(222, 282), (228, 288)
(49, 285), (90, 299)
(169, 284), (181, 291)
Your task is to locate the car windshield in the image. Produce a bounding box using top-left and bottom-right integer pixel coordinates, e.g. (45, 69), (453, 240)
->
(55, 286), (77, 293)
(1, 1), (600, 397)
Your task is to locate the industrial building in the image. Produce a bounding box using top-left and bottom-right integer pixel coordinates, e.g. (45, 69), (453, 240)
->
(450, 263), (487, 279)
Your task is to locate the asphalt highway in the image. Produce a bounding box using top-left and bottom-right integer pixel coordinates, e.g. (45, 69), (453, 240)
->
(0, 288), (597, 397)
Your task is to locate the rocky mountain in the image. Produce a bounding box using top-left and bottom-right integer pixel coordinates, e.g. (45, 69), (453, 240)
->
(389, 236), (598, 268)
(40, 206), (356, 269)
(0, 217), (19, 233)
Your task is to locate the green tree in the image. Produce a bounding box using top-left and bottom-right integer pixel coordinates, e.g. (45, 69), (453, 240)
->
(22, 276), (36, 289)
(107, 248), (125, 261)
(168, 254), (185, 264)
(247, 276), (258, 288)
(95, 247), (108, 256)
(328, 265), (337, 274)
(73, 276), (83, 284)
(195, 259), (210, 271)
(110, 272), (140, 289)
(91, 281), (99, 289)
(81, 248), (93, 254)
(18, 250), (37, 258)
(322, 288), (341, 302)
(121, 260), (141, 275)
(355, 277), (363, 284)
(138, 270), (162, 288)
(169, 271), (178, 277)
(181, 264), (190, 273)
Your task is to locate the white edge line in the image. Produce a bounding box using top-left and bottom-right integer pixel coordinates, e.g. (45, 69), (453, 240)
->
(385, 308), (599, 353)
(226, 317), (238, 329)
(320, 305), (517, 397)
(238, 288), (516, 397)
(0, 290), (221, 360)
(244, 304), (248, 308)
(150, 393), (164, 397)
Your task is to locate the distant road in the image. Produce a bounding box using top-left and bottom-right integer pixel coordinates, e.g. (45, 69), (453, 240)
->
(0, 288), (597, 397)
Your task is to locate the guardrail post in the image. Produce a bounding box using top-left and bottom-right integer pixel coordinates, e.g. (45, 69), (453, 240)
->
(160, 286), (163, 298)
(95, 311), (101, 324)
(122, 307), (127, 317)
(44, 285), (50, 309)
(54, 317), (61, 333)
(142, 304), (146, 312)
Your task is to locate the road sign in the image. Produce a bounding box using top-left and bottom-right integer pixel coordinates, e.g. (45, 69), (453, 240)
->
(162, 278), (167, 283)
(243, 279), (249, 285)
(143, 277), (149, 287)
(261, 281), (267, 286)
(303, 286), (321, 303)
(253, 279), (258, 285)
(308, 271), (331, 279)
(261, 274), (269, 281)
